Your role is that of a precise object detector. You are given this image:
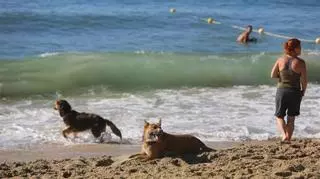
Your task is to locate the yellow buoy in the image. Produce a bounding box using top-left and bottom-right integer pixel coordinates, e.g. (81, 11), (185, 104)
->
(258, 27), (264, 34)
(207, 18), (214, 24)
(170, 8), (176, 13)
(315, 37), (320, 44)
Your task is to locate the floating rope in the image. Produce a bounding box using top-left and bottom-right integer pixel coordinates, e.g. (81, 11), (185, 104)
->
(202, 17), (320, 44)
(169, 8), (319, 44)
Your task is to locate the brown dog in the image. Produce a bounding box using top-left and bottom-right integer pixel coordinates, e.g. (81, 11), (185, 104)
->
(132, 119), (214, 160)
(54, 99), (122, 142)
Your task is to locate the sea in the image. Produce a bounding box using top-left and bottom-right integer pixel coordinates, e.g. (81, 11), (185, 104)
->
(0, 0), (320, 150)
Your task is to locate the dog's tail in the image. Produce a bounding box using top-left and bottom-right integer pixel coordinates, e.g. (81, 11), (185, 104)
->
(105, 119), (122, 140)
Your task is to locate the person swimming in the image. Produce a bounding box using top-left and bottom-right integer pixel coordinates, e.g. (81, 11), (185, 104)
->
(236, 25), (257, 43)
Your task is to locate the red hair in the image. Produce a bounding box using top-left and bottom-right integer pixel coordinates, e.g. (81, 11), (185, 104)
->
(284, 38), (301, 57)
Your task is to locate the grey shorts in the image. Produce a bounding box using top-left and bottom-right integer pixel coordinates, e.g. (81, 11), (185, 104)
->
(275, 88), (302, 118)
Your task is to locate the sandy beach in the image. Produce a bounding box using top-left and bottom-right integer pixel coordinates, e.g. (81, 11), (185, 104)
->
(1, 138), (319, 178)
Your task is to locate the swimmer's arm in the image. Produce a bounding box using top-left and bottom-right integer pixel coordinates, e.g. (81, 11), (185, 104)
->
(271, 60), (279, 78)
(300, 61), (308, 96)
(236, 35), (243, 42)
(237, 32), (247, 43)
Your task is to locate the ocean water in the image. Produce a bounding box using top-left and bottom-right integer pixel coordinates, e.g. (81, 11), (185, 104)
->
(0, 0), (320, 149)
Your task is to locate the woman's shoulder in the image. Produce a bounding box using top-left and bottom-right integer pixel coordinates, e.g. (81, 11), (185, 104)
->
(296, 57), (305, 62)
(294, 57), (306, 66)
(277, 56), (286, 62)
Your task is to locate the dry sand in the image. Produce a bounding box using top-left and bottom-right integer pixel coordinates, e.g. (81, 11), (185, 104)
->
(1, 139), (319, 179)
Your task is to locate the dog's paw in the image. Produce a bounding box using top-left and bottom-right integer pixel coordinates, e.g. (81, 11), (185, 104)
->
(98, 136), (104, 143)
(129, 154), (140, 159)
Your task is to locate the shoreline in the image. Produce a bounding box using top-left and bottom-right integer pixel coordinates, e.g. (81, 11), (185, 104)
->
(0, 141), (237, 162)
(1, 138), (320, 178)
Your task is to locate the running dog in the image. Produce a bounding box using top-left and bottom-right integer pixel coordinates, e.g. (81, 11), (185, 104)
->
(131, 119), (215, 160)
(54, 99), (122, 142)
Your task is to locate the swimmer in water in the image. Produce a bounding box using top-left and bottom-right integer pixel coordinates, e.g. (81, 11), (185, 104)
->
(236, 25), (257, 43)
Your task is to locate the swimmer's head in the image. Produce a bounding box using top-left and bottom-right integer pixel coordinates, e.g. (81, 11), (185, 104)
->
(246, 25), (253, 32)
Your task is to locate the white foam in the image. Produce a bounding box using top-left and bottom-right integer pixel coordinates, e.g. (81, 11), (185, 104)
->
(304, 49), (320, 56)
(134, 50), (145, 54)
(1, 84), (320, 149)
(38, 52), (59, 58)
(134, 50), (171, 55)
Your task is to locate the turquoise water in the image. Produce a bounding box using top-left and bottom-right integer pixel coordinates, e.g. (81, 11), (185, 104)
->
(1, 0), (319, 98)
(0, 52), (320, 98)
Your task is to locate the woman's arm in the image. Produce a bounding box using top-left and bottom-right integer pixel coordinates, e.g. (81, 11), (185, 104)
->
(270, 59), (279, 78)
(300, 60), (308, 96)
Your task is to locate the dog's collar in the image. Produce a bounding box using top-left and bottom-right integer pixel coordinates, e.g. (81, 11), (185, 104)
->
(157, 129), (163, 136)
(59, 110), (73, 118)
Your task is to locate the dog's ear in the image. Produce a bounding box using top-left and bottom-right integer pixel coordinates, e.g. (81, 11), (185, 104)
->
(54, 100), (59, 110)
(58, 100), (72, 112)
(142, 120), (149, 142)
(158, 118), (162, 127)
(144, 120), (149, 127)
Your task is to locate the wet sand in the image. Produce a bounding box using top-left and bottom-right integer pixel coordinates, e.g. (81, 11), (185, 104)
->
(1, 139), (320, 178)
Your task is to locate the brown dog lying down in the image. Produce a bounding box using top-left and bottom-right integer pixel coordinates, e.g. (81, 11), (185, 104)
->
(131, 119), (215, 160)
(54, 99), (122, 142)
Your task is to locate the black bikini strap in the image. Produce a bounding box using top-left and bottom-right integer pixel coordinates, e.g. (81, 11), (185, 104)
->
(287, 58), (293, 70)
(284, 57), (292, 70)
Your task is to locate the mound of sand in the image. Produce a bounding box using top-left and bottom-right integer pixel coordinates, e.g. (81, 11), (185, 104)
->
(1, 139), (320, 178)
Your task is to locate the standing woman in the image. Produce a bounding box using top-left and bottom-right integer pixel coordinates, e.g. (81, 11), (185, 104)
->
(270, 38), (308, 143)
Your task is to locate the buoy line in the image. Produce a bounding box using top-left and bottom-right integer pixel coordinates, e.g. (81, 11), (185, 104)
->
(198, 16), (320, 44)
(169, 8), (319, 44)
